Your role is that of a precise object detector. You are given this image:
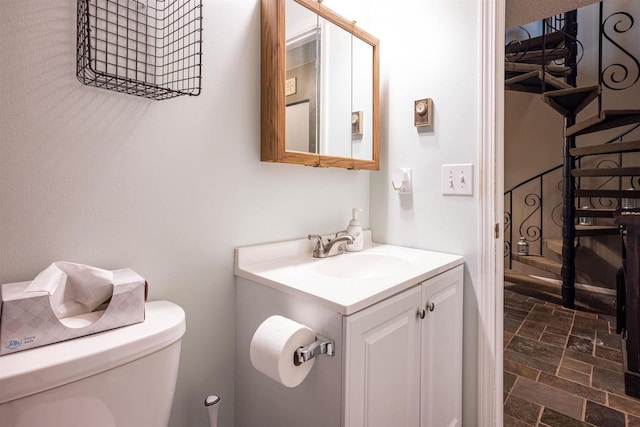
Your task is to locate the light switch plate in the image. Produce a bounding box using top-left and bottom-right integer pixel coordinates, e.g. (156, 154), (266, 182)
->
(441, 163), (473, 196)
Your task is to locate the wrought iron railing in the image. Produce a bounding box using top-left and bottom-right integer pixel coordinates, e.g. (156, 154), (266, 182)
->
(505, 123), (640, 269)
(505, 5), (639, 280)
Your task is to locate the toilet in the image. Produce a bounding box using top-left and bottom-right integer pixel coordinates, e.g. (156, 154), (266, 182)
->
(0, 300), (186, 427)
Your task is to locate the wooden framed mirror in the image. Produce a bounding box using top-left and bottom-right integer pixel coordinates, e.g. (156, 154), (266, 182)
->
(261, 0), (380, 170)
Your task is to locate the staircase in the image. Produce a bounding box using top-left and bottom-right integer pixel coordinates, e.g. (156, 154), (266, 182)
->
(504, 8), (640, 308)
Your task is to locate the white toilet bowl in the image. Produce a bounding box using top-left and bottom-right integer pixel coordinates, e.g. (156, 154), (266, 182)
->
(0, 300), (186, 427)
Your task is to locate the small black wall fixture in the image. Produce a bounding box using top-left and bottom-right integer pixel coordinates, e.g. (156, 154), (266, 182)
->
(77, 0), (203, 100)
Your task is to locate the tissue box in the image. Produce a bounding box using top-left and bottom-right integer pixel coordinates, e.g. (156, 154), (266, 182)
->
(0, 269), (147, 355)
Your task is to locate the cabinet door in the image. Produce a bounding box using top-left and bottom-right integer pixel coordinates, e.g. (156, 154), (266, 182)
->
(344, 286), (422, 427)
(421, 265), (464, 427)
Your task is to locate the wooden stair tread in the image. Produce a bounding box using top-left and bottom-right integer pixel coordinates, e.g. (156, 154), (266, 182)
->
(506, 69), (571, 94)
(504, 62), (571, 76)
(570, 140), (640, 156)
(575, 225), (619, 236)
(512, 254), (562, 275)
(566, 109), (640, 137)
(543, 85), (601, 116)
(508, 48), (570, 64)
(576, 189), (640, 198)
(510, 254), (596, 284)
(572, 166), (640, 177)
(575, 208), (616, 218)
(504, 271), (616, 311)
(505, 270), (562, 293)
(505, 31), (565, 55)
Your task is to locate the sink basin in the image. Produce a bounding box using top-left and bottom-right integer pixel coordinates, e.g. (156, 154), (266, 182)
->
(235, 231), (464, 314)
(300, 253), (412, 280)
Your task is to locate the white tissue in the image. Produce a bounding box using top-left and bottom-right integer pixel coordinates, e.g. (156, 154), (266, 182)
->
(25, 262), (114, 319)
(250, 315), (316, 388)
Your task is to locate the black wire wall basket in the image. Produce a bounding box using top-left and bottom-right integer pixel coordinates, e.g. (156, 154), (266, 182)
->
(77, 0), (203, 100)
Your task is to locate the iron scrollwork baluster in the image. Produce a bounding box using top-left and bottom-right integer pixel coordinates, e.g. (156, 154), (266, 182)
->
(601, 11), (640, 91)
(519, 193), (542, 250)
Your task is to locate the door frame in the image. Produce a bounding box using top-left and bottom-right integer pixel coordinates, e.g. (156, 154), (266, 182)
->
(478, 0), (505, 425)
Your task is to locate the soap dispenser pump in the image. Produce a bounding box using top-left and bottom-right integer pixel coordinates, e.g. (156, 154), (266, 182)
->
(346, 208), (364, 252)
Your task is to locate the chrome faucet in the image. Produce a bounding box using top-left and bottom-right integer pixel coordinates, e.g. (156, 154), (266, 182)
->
(308, 232), (354, 258)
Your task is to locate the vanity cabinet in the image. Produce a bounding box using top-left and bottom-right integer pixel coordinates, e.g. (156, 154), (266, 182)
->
(344, 265), (463, 427)
(234, 235), (464, 427)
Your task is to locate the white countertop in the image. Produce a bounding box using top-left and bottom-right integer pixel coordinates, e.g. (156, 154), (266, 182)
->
(234, 231), (464, 315)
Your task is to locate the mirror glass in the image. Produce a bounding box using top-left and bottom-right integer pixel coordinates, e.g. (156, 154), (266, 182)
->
(351, 35), (374, 160)
(261, 0), (379, 170)
(285, 1), (319, 153)
(318, 16), (353, 158)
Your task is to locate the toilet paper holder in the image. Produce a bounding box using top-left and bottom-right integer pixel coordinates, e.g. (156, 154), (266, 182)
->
(293, 335), (335, 366)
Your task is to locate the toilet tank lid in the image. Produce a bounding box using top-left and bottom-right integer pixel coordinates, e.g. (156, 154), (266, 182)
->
(0, 300), (186, 404)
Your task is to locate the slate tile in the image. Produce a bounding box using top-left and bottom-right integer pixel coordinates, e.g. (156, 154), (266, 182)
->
(572, 325), (597, 340)
(505, 317), (524, 333)
(531, 303), (555, 314)
(558, 366), (591, 386)
(574, 310), (598, 319)
(592, 366), (625, 395)
(553, 307), (576, 318)
(508, 290), (534, 303)
(565, 349), (624, 373)
(504, 358), (540, 381)
(574, 316), (611, 333)
(505, 311), (528, 322)
(594, 345), (622, 364)
(511, 377), (585, 420)
(561, 357), (593, 375)
(538, 372), (606, 404)
(505, 331), (515, 347)
(505, 300), (533, 316)
(507, 336), (564, 367)
(584, 400), (625, 427)
(505, 349), (558, 374)
(608, 393), (640, 418)
(628, 414), (640, 427)
(504, 414), (535, 427)
(518, 321), (546, 340)
(567, 335), (595, 355)
(596, 331), (622, 351)
(504, 371), (517, 394)
(540, 407), (592, 427)
(504, 394), (542, 425)
(541, 330), (568, 348)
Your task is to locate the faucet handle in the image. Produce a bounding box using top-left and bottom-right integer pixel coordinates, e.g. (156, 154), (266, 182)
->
(334, 230), (348, 238)
(307, 234), (325, 250)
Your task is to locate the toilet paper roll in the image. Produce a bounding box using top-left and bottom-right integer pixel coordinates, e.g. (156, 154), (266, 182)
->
(250, 315), (316, 388)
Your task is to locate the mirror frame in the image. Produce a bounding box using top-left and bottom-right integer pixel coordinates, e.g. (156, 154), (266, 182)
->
(261, 0), (380, 170)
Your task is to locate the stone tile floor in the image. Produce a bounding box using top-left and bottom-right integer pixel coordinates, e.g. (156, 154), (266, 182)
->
(504, 282), (640, 427)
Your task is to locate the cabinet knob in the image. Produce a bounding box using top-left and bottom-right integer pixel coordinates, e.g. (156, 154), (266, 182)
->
(426, 302), (435, 312)
(417, 309), (426, 319)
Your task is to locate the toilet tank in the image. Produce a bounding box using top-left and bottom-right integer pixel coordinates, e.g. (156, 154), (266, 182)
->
(0, 300), (186, 427)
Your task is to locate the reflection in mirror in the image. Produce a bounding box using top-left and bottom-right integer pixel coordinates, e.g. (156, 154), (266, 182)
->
(285, 100), (311, 152)
(319, 16), (352, 158)
(285, 1), (319, 153)
(352, 36), (373, 160)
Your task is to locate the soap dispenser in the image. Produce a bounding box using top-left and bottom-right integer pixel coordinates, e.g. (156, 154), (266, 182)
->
(346, 208), (364, 252)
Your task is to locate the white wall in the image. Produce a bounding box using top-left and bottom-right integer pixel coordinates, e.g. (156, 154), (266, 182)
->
(1, 0), (489, 425)
(0, 1), (369, 426)
(365, 0), (482, 424)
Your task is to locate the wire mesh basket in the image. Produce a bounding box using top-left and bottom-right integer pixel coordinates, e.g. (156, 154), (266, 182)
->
(77, 0), (203, 100)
